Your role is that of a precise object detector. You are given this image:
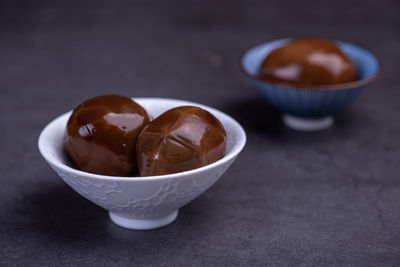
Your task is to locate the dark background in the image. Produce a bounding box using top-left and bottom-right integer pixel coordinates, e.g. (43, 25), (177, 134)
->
(1, 0), (399, 265)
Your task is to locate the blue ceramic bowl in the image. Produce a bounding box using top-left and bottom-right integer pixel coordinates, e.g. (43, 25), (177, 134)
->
(240, 38), (382, 130)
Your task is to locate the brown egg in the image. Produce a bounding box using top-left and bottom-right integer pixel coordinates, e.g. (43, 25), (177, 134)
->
(258, 37), (358, 86)
(64, 95), (149, 176)
(137, 106), (227, 176)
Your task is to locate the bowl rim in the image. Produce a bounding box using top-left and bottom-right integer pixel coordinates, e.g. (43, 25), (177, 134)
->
(239, 37), (383, 91)
(38, 97), (247, 182)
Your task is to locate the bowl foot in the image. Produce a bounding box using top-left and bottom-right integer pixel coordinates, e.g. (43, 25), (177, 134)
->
(283, 115), (333, 131)
(109, 210), (178, 230)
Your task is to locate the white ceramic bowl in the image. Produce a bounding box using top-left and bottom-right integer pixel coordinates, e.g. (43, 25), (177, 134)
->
(38, 98), (246, 230)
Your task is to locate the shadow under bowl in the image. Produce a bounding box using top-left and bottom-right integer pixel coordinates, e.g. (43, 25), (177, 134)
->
(240, 38), (382, 131)
(38, 98), (246, 230)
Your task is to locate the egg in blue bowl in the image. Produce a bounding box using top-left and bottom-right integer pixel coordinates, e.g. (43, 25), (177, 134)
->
(239, 37), (382, 131)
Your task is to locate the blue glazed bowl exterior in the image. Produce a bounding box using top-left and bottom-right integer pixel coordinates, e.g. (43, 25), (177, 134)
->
(252, 80), (366, 118)
(241, 38), (381, 118)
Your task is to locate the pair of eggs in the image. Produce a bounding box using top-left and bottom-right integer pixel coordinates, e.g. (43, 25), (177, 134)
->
(64, 95), (227, 177)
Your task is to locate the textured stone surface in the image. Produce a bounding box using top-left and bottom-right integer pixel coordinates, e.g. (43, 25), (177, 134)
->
(1, 0), (400, 265)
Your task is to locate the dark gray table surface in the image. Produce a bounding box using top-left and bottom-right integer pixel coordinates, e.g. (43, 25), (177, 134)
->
(1, 0), (399, 266)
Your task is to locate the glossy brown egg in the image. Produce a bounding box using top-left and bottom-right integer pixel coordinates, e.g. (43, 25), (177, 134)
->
(258, 37), (358, 87)
(136, 106), (227, 176)
(64, 95), (149, 176)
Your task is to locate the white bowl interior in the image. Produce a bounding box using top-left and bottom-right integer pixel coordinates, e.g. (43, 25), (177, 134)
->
(38, 97), (246, 179)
